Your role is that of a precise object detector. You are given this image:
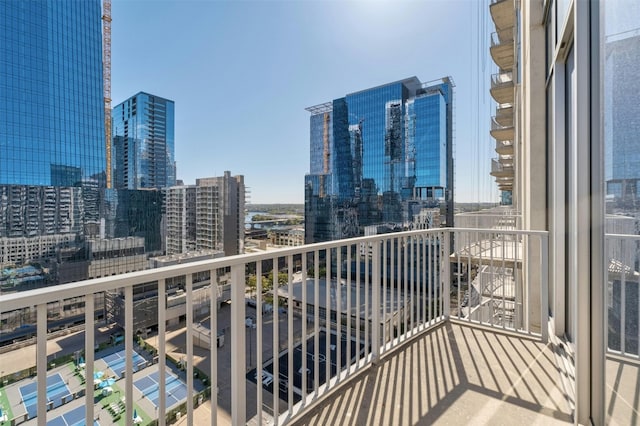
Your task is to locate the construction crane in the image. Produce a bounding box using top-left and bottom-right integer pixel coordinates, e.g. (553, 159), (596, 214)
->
(102, 0), (112, 188)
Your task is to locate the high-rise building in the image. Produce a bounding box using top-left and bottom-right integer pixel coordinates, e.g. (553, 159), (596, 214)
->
(166, 172), (245, 257)
(305, 77), (454, 243)
(0, 0), (106, 282)
(112, 92), (176, 189)
(0, 1), (164, 287)
(165, 185), (197, 254)
(0, 0), (106, 187)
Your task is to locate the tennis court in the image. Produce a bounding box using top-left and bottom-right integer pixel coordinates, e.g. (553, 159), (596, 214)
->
(46, 405), (100, 426)
(133, 370), (188, 408)
(101, 350), (146, 378)
(19, 373), (70, 419)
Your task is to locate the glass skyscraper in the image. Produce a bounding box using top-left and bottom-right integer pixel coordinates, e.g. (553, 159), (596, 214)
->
(0, 1), (164, 288)
(305, 77), (454, 243)
(0, 0), (106, 186)
(112, 92), (176, 189)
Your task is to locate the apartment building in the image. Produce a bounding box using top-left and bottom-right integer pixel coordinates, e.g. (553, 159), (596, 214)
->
(166, 172), (245, 257)
(112, 93), (177, 190)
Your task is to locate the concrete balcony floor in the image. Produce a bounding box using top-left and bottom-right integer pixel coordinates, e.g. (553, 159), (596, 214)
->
(292, 322), (573, 426)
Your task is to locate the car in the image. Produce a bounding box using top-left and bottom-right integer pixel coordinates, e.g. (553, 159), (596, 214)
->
(246, 298), (257, 308)
(245, 316), (256, 328)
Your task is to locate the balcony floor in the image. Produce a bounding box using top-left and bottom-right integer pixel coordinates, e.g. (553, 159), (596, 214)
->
(292, 322), (573, 425)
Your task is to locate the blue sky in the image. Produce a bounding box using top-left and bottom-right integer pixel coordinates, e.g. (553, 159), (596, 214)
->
(111, 0), (497, 204)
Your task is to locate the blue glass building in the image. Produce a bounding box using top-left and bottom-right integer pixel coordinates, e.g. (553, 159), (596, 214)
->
(0, 0), (106, 186)
(0, 1), (164, 287)
(305, 77), (454, 243)
(112, 92), (176, 189)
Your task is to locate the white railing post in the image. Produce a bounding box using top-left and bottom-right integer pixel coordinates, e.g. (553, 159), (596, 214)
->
(125, 285), (134, 426)
(186, 273), (194, 425)
(255, 263), (262, 426)
(84, 294), (95, 424)
(287, 255), (294, 413)
(272, 257), (280, 423)
(158, 279), (167, 426)
(210, 271), (218, 426)
(371, 240), (381, 363)
(230, 263), (246, 425)
(300, 254), (307, 410)
(540, 233), (549, 343)
(36, 303), (47, 426)
(443, 231), (451, 320)
(620, 239), (627, 355)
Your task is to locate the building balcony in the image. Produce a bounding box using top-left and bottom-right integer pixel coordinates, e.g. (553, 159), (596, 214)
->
(490, 158), (515, 179)
(490, 0), (515, 31)
(490, 72), (514, 104)
(491, 117), (515, 141)
(497, 154), (513, 164)
(495, 103), (514, 126)
(496, 177), (514, 192)
(495, 139), (514, 155)
(490, 27), (515, 71)
(295, 322), (570, 425)
(455, 206), (520, 230)
(0, 229), (638, 425)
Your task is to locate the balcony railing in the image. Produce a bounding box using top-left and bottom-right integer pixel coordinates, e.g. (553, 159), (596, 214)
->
(490, 0), (515, 31)
(606, 233), (640, 359)
(495, 103), (514, 126)
(490, 72), (515, 104)
(490, 158), (515, 180)
(490, 27), (515, 71)
(455, 207), (520, 230)
(495, 139), (514, 155)
(0, 228), (549, 425)
(490, 116), (515, 141)
(491, 27), (514, 47)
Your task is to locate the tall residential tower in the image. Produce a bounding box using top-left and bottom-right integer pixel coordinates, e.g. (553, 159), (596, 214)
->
(166, 172), (245, 257)
(112, 92), (176, 190)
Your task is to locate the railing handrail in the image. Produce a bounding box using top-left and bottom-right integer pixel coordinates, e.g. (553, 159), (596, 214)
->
(605, 233), (640, 240)
(491, 27), (515, 46)
(0, 226), (557, 425)
(491, 116), (515, 131)
(1, 227), (548, 311)
(491, 71), (513, 83)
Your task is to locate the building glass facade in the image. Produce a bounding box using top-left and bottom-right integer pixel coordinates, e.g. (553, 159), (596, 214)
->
(0, 1), (164, 289)
(305, 77), (454, 243)
(0, 0), (106, 186)
(112, 92), (176, 190)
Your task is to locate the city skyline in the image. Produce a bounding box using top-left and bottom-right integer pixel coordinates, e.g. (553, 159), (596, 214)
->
(111, 0), (497, 204)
